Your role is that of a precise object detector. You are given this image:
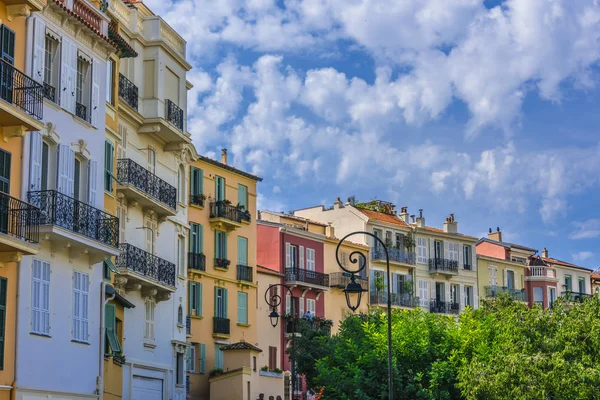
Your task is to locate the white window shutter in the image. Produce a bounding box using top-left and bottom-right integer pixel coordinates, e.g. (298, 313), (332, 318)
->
(459, 284), (464, 310)
(503, 269), (507, 287)
(72, 271), (80, 340)
(444, 241), (449, 259)
(57, 144), (70, 195)
(286, 294), (291, 315)
(42, 262), (51, 334)
(31, 259), (42, 333)
(91, 59), (100, 126)
(87, 160), (97, 206)
(82, 274), (89, 340)
(69, 41), (78, 113)
(60, 37), (71, 110)
(29, 132), (43, 191)
(299, 246), (304, 269)
(285, 243), (291, 269)
(299, 298), (304, 316)
(32, 17), (46, 83)
(458, 244), (463, 265)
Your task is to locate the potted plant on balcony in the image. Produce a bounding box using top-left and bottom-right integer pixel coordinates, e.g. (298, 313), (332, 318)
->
(235, 203), (245, 211)
(261, 365), (269, 372)
(209, 368), (224, 378)
(222, 199), (232, 205)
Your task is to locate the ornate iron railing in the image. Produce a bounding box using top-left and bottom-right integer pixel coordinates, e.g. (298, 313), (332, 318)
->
(0, 192), (40, 244)
(561, 291), (592, 303)
(214, 258), (230, 270)
(209, 201), (242, 223)
(188, 252), (205, 271)
(329, 272), (367, 288)
(27, 190), (118, 247)
(118, 73), (138, 111)
(463, 263), (472, 270)
(43, 82), (56, 103)
(285, 268), (329, 287)
(213, 317), (230, 335)
(240, 210), (251, 223)
(115, 243), (176, 288)
(0, 58), (43, 120)
(189, 194), (205, 207)
(75, 102), (88, 121)
(117, 158), (177, 210)
(429, 300), (459, 314)
(428, 258), (459, 274)
(165, 99), (183, 131)
(371, 247), (416, 265)
(484, 286), (526, 301)
(236, 264), (253, 282)
(186, 316), (191, 336)
(370, 292), (419, 308)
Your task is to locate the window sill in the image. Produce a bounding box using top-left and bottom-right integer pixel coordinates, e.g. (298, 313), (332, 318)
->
(214, 266), (229, 272)
(175, 384), (185, 388)
(189, 203), (204, 210)
(178, 202), (187, 209)
(43, 97), (61, 110)
(177, 323), (184, 329)
(237, 323), (251, 328)
(104, 190), (115, 198)
(73, 114), (95, 129)
(144, 341), (157, 349)
(190, 315), (203, 320)
(30, 332), (51, 338)
(71, 339), (91, 345)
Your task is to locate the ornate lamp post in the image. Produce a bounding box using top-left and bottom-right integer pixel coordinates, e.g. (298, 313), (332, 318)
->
(335, 231), (393, 399)
(265, 283), (297, 397)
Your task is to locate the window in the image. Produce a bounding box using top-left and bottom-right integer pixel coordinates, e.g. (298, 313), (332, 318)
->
(306, 248), (315, 271)
(186, 344), (196, 372)
(373, 229), (382, 248)
(506, 270), (515, 290)
(578, 277), (586, 294)
(31, 259), (50, 335)
(464, 286), (473, 307)
(106, 59), (114, 104)
(237, 292), (248, 324)
(190, 223), (203, 256)
(176, 353), (184, 385)
(418, 280), (429, 307)
(435, 282), (445, 302)
(44, 35), (59, 101)
(144, 218), (157, 254)
(178, 305), (183, 325)
(144, 298), (155, 342)
(72, 271), (89, 342)
(188, 282), (202, 317)
(73, 158), (81, 201)
(385, 231), (392, 246)
(215, 175), (225, 201)
(533, 287), (544, 306)
(189, 167), (203, 204)
(215, 230), (227, 260)
(463, 246), (472, 269)
(450, 284), (459, 305)
(215, 345), (224, 369)
(489, 266), (498, 286)
(105, 304), (121, 355)
(0, 278), (6, 370)
(0, 149), (10, 194)
(76, 57), (90, 121)
(417, 238), (427, 263)
(116, 204), (126, 244)
(306, 299), (316, 315)
(104, 141), (114, 192)
(253, 356), (257, 371)
(564, 275), (572, 292)
(549, 287), (557, 307)
(178, 165), (185, 203)
(434, 240), (443, 259)
(238, 184), (247, 209)
(41, 142), (49, 191)
(238, 237), (248, 266)
(285, 243), (298, 270)
(268, 346), (277, 371)
(448, 242), (459, 261)
(214, 287), (227, 318)
(199, 343), (206, 373)
(370, 270), (384, 294)
(177, 236), (185, 276)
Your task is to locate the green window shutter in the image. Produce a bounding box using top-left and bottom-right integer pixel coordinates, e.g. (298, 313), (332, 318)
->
(196, 283), (202, 317)
(214, 230), (220, 259)
(216, 176), (225, 201)
(237, 292), (247, 324)
(238, 237), (247, 266)
(214, 287), (219, 316)
(199, 343), (206, 373)
(189, 167), (195, 198)
(223, 288), (228, 319)
(105, 304), (121, 355)
(197, 169), (203, 195)
(198, 224), (203, 253)
(0, 278), (6, 370)
(188, 282), (194, 315)
(223, 232), (228, 259)
(238, 184), (247, 209)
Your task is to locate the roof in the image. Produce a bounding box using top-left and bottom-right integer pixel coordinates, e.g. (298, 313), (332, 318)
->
(196, 155), (263, 182)
(256, 265), (283, 277)
(542, 256), (593, 272)
(266, 211), (328, 227)
(220, 341), (262, 352)
(413, 225), (478, 240)
(477, 237), (538, 253)
(358, 209), (409, 227)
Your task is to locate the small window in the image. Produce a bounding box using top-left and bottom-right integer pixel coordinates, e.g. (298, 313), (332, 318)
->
(178, 305), (183, 325)
(104, 141), (114, 192)
(177, 236), (185, 276)
(106, 59), (115, 104)
(76, 57), (91, 121)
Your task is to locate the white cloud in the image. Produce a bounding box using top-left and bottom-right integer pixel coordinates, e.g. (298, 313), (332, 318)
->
(572, 251), (594, 262)
(570, 219), (600, 239)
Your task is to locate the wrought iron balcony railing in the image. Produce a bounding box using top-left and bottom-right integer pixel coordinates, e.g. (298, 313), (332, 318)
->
(209, 201), (243, 223)
(117, 158), (177, 210)
(240, 210), (251, 223)
(189, 194), (205, 207)
(371, 247), (416, 265)
(215, 258), (230, 270)
(329, 272), (367, 289)
(370, 292), (419, 308)
(186, 316), (191, 336)
(118, 73), (138, 111)
(561, 291), (592, 303)
(165, 99), (183, 131)
(188, 252), (206, 271)
(285, 268), (329, 287)
(0, 58), (43, 120)
(27, 190), (118, 247)
(236, 264), (253, 282)
(0, 192), (40, 244)
(428, 258), (459, 274)
(463, 263), (472, 271)
(115, 243), (176, 288)
(429, 300), (459, 314)
(484, 286), (526, 301)
(43, 82), (56, 103)
(213, 317), (230, 335)
(75, 102), (88, 122)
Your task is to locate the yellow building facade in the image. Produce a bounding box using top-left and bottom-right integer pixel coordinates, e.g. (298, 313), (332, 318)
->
(186, 150), (261, 400)
(0, 0), (45, 398)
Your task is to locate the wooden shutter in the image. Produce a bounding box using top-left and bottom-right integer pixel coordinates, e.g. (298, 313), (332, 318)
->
(299, 297), (304, 316)
(91, 59), (100, 126)
(214, 287), (219, 317)
(237, 184), (247, 208)
(41, 261), (50, 334)
(87, 160), (97, 206)
(104, 141), (114, 192)
(268, 346), (276, 370)
(31, 259), (41, 333)
(285, 243), (291, 269)
(214, 230), (220, 259)
(57, 144), (74, 196)
(60, 37), (77, 112)
(199, 343), (206, 373)
(188, 282), (193, 315)
(0, 25), (14, 65)
(29, 132), (42, 191)
(237, 292), (247, 324)
(238, 237), (247, 265)
(286, 294), (291, 315)
(195, 283), (202, 317)
(223, 288), (228, 319)
(32, 17), (45, 83)
(299, 245), (304, 269)
(72, 271), (81, 340)
(0, 278), (6, 370)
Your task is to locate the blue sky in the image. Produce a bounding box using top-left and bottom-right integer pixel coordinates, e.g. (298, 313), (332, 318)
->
(146, 0), (600, 270)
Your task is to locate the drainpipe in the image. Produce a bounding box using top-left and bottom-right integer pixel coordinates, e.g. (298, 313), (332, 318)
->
(98, 282), (116, 400)
(11, 256), (21, 400)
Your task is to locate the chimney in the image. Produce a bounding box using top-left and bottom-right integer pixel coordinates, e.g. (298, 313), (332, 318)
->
(326, 224), (335, 238)
(410, 215), (415, 223)
(542, 247), (548, 258)
(399, 206), (409, 224)
(333, 197), (343, 209)
(443, 214), (458, 233)
(416, 209), (425, 228)
(221, 148), (228, 165)
(488, 227), (502, 242)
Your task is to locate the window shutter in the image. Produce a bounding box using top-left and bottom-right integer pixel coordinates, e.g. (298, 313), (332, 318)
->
(60, 37), (70, 109)
(91, 59), (100, 126)
(286, 294), (291, 315)
(299, 297), (304, 316)
(42, 262), (50, 334)
(198, 224), (203, 253)
(299, 246), (304, 269)
(237, 292), (247, 324)
(196, 283), (202, 317)
(285, 243), (291, 269)
(199, 343), (206, 373)
(223, 288), (228, 319)
(87, 160), (97, 206)
(238, 184), (247, 208)
(189, 167), (195, 197)
(0, 278), (6, 370)
(238, 237), (247, 265)
(29, 132), (43, 192)
(31, 259), (41, 333)
(188, 282), (193, 315)
(32, 17), (45, 83)
(214, 231), (220, 259)
(57, 144), (74, 196)
(185, 345), (192, 372)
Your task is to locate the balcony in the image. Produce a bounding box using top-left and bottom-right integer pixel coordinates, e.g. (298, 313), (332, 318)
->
(188, 252), (206, 272)
(75, 102), (88, 122)
(115, 243), (176, 295)
(370, 292), (419, 308)
(166, 99), (184, 131)
(214, 258), (230, 270)
(186, 316), (191, 337)
(27, 190), (119, 261)
(209, 201), (242, 232)
(0, 192), (40, 258)
(50, 0), (110, 46)
(329, 272), (367, 289)
(484, 286), (526, 301)
(284, 268), (329, 290)
(561, 291), (592, 303)
(213, 317), (230, 337)
(0, 58), (44, 135)
(189, 193), (205, 208)
(429, 300), (459, 315)
(43, 82), (56, 103)
(428, 258), (459, 275)
(525, 266), (557, 281)
(116, 158), (177, 217)
(371, 247), (416, 265)
(236, 264), (253, 282)
(118, 74), (138, 111)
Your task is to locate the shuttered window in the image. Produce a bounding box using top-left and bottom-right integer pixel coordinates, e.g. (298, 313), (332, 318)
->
(237, 292), (248, 324)
(189, 167), (203, 197)
(237, 184), (247, 209)
(0, 278), (6, 370)
(104, 140), (114, 192)
(199, 343), (206, 373)
(105, 303), (121, 355)
(186, 344), (196, 372)
(237, 237), (248, 266)
(215, 345), (224, 369)
(215, 176), (225, 201)
(306, 248), (315, 271)
(215, 230), (227, 260)
(190, 223), (202, 254)
(306, 299), (316, 315)
(418, 280), (429, 307)
(72, 271), (89, 342)
(268, 346), (277, 371)
(144, 298), (155, 341)
(417, 238), (427, 263)
(188, 282), (202, 317)
(31, 259), (50, 335)
(214, 287), (228, 318)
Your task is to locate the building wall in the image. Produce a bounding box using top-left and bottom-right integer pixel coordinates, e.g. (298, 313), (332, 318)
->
(476, 241), (508, 260)
(476, 256), (526, 292)
(257, 224), (282, 269)
(281, 231), (325, 273)
(256, 271), (284, 372)
(295, 204), (368, 246)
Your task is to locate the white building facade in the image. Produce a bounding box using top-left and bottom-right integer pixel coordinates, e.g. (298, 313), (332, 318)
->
(17, 1), (119, 399)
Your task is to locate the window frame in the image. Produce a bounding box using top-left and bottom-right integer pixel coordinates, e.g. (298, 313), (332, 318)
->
(31, 259), (51, 336)
(0, 277), (6, 370)
(144, 298), (156, 343)
(72, 270), (89, 343)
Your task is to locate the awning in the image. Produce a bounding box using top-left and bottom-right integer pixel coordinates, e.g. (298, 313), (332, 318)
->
(104, 257), (119, 274)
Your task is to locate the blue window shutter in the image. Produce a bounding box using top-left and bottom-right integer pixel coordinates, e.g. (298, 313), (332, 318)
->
(237, 292), (247, 324)
(199, 343), (206, 373)
(196, 283), (202, 317)
(223, 288), (228, 319)
(188, 282), (193, 315)
(238, 237), (247, 266)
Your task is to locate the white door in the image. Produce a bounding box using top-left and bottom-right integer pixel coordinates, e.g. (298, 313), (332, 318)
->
(132, 376), (163, 400)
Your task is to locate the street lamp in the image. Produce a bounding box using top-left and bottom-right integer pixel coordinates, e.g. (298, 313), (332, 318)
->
(264, 283), (297, 397)
(335, 231), (394, 399)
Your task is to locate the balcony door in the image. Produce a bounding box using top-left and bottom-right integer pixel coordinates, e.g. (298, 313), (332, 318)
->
(0, 149), (10, 234)
(435, 282), (445, 302)
(506, 270), (515, 290)
(215, 176), (225, 202)
(548, 287), (556, 308)
(0, 25), (15, 104)
(434, 240), (442, 260)
(145, 219), (156, 254)
(214, 287), (227, 319)
(450, 284), (459, 305)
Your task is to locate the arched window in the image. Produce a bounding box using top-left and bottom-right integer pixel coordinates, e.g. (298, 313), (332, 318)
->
(178, 305), (183, 325)
(177, 165), (185, 203)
